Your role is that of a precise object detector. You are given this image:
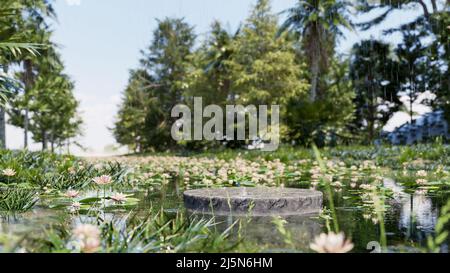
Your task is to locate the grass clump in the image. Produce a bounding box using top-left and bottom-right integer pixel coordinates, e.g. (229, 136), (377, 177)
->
(0, 187), (38, 213)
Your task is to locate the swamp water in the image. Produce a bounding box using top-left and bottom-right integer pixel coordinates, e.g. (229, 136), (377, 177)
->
(0, 178), (448, 253)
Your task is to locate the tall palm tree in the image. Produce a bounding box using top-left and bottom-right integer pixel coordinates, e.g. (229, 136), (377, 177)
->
(12, 0), (55, 148)
(203, 21), (240, 104)
(278, 0), (353, 102)
(0, 0), (41, 55)
(0, 0), (40, 148)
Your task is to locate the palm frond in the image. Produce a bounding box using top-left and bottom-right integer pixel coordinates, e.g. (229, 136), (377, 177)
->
(0, 42), (41, 58)
(356, 7), (394, 31)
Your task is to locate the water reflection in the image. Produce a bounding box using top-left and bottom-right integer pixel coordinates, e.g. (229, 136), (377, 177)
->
(190, 212), (322, 252)
(0, 180), (447, 252)
(384, 178), (438, 233)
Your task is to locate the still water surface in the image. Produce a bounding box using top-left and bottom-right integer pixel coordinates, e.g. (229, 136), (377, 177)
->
(0, 178), (448, 253)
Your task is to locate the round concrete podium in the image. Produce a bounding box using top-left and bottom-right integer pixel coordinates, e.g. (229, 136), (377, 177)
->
(184, 187), (323, 216)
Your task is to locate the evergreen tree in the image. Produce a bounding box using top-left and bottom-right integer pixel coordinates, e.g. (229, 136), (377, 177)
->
(395, 26), (435, 123)
(429, 8), (450, 120)
(349, 40), (404, 142)
(186, 20), (238, 107)
(224, 0), (310, 145)
(229, 0), (309, 107)
(115, 18), (196, 151)
(113, 69), (154, 153)
(357, 1), (449, 122)
(28, 74), (82, 152)
(8, 50), (82, 151)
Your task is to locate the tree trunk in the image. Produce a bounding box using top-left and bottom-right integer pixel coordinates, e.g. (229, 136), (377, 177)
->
(24, 108), (29, 148)
(42, 130), (48, 150)
(430, 0), (437, 13)
(368, 91), (375, 143)
(310, 53), (320, 102)
(417, 0), (430, 18)
(0, 107), (5, 149)
(50, 134), (55, 153)
(410, 76), (414, 124)
(23, 59), (34, 149)
(308, 25), (321, 102)
(410, 96), (413, 124)
(367, 73), (375, 143)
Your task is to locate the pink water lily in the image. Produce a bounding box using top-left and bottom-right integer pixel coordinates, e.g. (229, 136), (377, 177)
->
(65, 190), (79, 198)
(92, 175), (112, 185)
(73, 224), (101, 253)
(111, 193), (127, 203)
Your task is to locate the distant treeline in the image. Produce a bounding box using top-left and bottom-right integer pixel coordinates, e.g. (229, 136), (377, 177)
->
(0, 0), (82, 152)
(112, 0), (449, 152)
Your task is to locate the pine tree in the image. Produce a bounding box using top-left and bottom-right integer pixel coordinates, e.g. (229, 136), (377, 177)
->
(113, 69), (154, 153)
(350, 40), (404, 142)
(114, 18), (196, 151)
(186, 20), (238, 107)
(229, 0), (309, 107)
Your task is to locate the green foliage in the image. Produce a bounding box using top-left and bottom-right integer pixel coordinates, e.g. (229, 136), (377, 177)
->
(278, 0), (354, 101)
(185, 20), (237, 107)
(395, 26), (434, 122)
(427, 199), (450, 253)
(114, 18), (196, 152)
(112, 0), (449, 149)
(349, 40), (403, 142)
(25, 210), (240, 253)
(0, 0), (48, 60)
(113, 69), (154, 152)
(7, 47), (82, 151)
(0, 0), (80, 151)
(0, 187), (38, 213)
(286, 56), (355, 146)
(429, 9), (450, 119)
(228, 0), (308, 106)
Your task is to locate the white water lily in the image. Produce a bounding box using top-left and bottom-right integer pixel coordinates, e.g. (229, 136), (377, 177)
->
(68, 167), (76, 174)
(416, 170), (427, 177)
(310, 232), (354, 253)
(2, 168), (16, 177)
(416, 178), (428, 185)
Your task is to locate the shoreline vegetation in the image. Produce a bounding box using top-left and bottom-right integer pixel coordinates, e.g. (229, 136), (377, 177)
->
(0, 143), (449, 253)
(0, 0), (449, 254)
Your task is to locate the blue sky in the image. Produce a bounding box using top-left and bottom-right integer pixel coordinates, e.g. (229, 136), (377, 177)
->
(6, 0), (426, 155)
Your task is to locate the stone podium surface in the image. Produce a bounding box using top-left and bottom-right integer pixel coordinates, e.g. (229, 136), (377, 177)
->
(184, 187), (323, 216)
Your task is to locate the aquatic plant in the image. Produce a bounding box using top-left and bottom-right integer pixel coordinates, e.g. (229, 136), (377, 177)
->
(310, 232), (354, 253)
(427, 199), (450, 253)
(0, 146), (449, 253)
(18, 210), (241, 253)
(0, 187), (38, 213)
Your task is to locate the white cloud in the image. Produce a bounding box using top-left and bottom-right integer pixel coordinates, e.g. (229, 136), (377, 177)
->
(65, 0), (81, 6)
